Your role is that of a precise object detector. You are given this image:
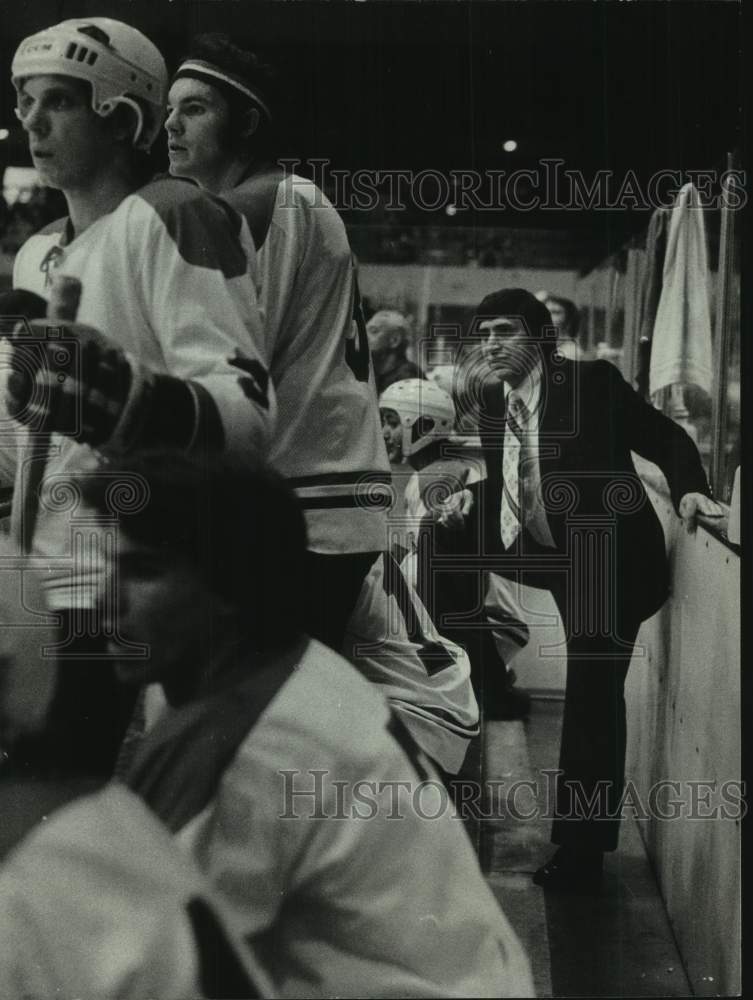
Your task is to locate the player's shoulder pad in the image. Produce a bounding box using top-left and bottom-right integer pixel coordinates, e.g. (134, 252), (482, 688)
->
(134, 177), (247, 279)
(277, 172), (330, 204)
(34, 216), (70, 239)
(276, 174), (346, 234)
(226, 167), (286, 251)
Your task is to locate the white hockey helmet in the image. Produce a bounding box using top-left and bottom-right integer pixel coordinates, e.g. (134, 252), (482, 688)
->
(379, 378), (455, 457)
(12, 18), (167, 150)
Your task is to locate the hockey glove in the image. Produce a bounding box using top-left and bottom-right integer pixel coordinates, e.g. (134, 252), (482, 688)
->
(6, 319), (223, 452)
(0, 288), (48, 332)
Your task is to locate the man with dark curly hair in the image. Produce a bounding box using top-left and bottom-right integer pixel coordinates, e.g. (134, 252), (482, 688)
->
(432, 287), (721, 892)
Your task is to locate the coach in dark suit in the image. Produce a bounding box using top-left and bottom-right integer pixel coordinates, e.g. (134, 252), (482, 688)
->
(431, 288), (720, 891)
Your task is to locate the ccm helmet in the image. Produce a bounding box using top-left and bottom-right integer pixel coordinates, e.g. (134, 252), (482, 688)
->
(12, 19), (167, 150)
(379, 378), (455, 458)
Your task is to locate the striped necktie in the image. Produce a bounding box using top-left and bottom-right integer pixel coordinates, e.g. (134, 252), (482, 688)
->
(500, 390), (526, 549)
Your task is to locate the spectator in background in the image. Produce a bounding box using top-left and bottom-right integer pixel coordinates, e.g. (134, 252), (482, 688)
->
(366, 309), (423, 394)
(545, 295), (584, 360)
(596, 341), (624, 367)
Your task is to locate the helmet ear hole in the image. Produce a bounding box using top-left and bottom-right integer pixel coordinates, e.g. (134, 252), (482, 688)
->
(106, 99), (144, 145)
(412, 416), (436, 447)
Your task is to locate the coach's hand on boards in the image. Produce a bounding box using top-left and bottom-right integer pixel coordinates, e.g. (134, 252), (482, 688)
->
(6, 318), (133, 447)
(678, 491), (725, 534)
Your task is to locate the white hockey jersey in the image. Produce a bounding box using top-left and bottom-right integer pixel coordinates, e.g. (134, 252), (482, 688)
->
(135, 640), (533, 998)
(343, 551), (479, 774)
(0, 783), (270, 999)
(226, 169), (390, 554)
(7, 178), (274, 607)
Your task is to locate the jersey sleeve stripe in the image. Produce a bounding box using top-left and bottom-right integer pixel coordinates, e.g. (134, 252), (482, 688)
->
(296, 494), (391, 511)
(287, 471), (392, 489)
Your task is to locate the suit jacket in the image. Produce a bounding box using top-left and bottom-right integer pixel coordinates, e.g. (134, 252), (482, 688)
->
(442, 359), (710, 625)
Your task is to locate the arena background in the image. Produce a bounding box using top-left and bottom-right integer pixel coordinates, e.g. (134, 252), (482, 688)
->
(0, 0), (742, 255)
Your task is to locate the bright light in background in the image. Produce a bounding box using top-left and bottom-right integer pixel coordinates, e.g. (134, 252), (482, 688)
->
(0, 129), (9, 141)
(445, 204), (457, 217)
(3, 166), (41, 205)
(503, 139), (518, 152)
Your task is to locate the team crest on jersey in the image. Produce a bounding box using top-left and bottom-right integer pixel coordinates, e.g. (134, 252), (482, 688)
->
(229, 351), (270, 410)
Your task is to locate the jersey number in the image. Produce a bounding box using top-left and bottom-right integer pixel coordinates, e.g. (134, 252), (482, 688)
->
(382, 552), (456, 677)
(345, 264), (371, 383)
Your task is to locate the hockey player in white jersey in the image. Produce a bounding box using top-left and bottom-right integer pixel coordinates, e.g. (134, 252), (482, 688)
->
(379, 377), (476, 550)
(343, 550), (479, 776)
(165, 32), (388, 650)
(87, 450), (534, 999)
(0, 535), (270, 999)
(5, 20), (274, 671)
(162, 35), (488, 770)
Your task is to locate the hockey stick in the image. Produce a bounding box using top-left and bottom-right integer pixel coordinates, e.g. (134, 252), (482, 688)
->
(10, 275), (82, 554)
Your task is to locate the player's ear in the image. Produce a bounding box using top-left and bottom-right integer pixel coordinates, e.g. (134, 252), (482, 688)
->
(240, 107), (261, 140)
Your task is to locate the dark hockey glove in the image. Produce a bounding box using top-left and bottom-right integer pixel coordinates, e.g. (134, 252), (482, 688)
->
(0, 288), (48, 333)
(6, 319), (223, 452)
(7, 319), (134, 446)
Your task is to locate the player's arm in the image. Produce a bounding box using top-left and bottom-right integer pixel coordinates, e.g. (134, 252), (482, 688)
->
(138, 188), (276, 463)
(5, 191), (275, 463)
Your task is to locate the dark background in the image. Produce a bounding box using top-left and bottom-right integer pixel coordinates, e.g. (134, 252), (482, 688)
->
(0, 1), (744, 257)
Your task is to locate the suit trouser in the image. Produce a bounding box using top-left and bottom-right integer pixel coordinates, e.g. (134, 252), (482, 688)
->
(484, 530), (641, 853)
(548, 582), (640, 852)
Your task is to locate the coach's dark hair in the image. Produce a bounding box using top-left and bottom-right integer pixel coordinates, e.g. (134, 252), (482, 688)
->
(81, 451), (308, 652)
(474, 287), (559, 364)
(546, 295), (581, 339)
(179, 33), (280, 159)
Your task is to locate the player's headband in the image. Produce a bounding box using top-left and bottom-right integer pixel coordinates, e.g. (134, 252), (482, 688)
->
(172, 59), (272, 120)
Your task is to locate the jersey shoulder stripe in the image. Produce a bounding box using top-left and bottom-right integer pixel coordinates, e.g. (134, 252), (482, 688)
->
(135, 178), (247, 278)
